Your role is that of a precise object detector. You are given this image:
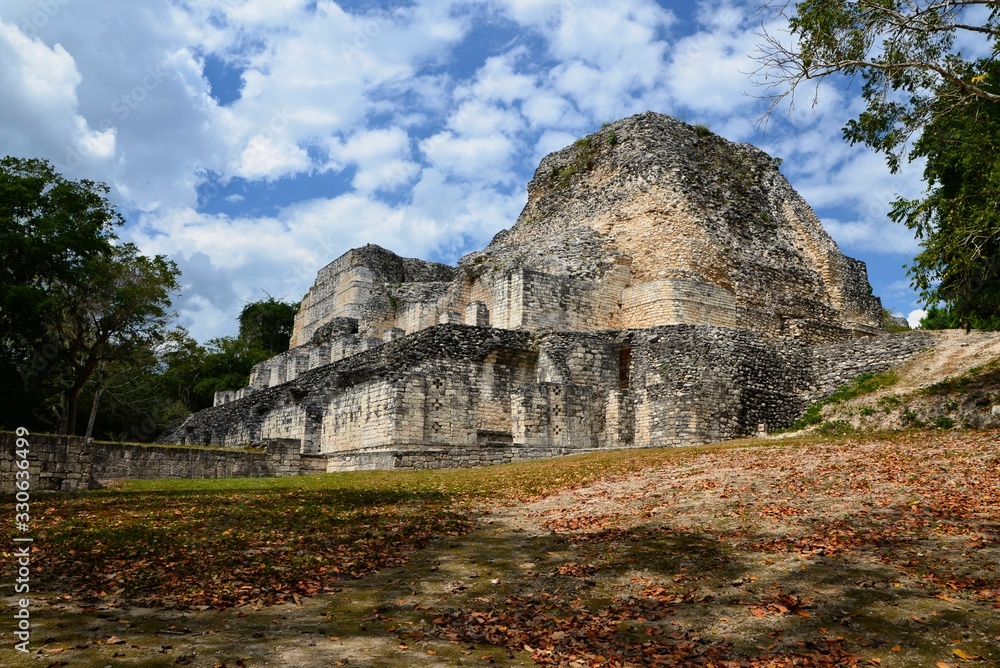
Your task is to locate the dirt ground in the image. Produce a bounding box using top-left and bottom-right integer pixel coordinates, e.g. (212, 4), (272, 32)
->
(3, 430), (999, 667)
(889, 330), (1000, 394)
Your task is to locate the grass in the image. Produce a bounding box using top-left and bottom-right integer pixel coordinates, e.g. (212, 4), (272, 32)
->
(923, 354), (1000, 395)
(792, 370), (900, 430)
(4, 439), (834, 611)
(827, 370), (899, 403)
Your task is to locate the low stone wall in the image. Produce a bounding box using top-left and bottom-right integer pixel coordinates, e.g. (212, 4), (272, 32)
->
(321, 443), (609, 472)
(625, 325), (814, 445)
(0, 433), (302, 493)
(810, 331), (935, 400)
(0, 433), (92, 492)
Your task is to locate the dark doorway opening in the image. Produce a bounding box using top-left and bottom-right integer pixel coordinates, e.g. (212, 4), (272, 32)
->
(618, 347), (632, 389)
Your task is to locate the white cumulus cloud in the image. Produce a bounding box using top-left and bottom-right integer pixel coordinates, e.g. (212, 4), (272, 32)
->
(907, 309), (927, 329)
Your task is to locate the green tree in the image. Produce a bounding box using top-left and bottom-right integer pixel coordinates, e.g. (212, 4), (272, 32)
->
(919, 303), (959, 330)
(193, 337), (271, 408)
(55, 245), (179, 434)
(1, 157), (122, 346)
(79, 344), (188, 442)
(0, 156), (180, 434)
(238, 296), (299, 355)
(755, 1), (1000, 328)
(158, 327), (209, 412)
(755, 1), (1000, 164)
(889, 62), (1000, 330)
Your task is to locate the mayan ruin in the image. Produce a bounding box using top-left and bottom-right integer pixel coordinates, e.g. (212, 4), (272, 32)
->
(158, 112), (934, 470)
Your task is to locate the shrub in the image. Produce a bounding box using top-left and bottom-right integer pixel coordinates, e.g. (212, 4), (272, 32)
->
(790, 370), (900, 431)
(817, 420), (853, 436)
(791, 403), (824, 430)
(878, 394), (903, 413)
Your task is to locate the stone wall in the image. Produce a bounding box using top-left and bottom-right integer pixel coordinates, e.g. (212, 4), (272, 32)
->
(0, 433), (92, 492)
(810, 331), (936, 400)
(514, 267), (629, 332)
(624, 326), (813, 446)
(165, 323), (940, 470)
(291, 245), (455, 347)
(320, 442), (618, 472)
(89, 439), (301, 482)
(621, 278), (738, 329)
(0, 434), (303, 493)
(162, 325), (539, 450)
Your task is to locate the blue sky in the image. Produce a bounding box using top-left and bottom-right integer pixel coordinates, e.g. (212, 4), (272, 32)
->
(0, 0), (930, 342)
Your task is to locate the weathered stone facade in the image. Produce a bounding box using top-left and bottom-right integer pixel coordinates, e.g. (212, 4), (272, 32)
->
(162, 112), (932, 470)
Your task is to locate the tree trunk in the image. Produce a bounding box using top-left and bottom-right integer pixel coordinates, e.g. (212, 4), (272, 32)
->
(66, 353), (102, 436)
(65, 385), (82, 436)
(57, 395), (70, 436)
(84, 384), (105, 440)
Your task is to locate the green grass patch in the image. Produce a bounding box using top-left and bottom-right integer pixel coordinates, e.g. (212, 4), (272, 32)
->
(550, 136), (600, 188)
(792, 403), (825, 430)
(791, 371), (899, 430)
(816, 420), (853, 436)
(877, 394), (903, 413)
(827, 370), (899, 403)
(934, 416), (955, 429)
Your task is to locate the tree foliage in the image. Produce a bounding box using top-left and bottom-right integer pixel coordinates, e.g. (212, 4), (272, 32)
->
(2, 158), (306, 438)
(75, 330), (272, 442)
(1, 157), (121, 365)
(756, 1), (1000, 164)
(755, 1), (1000, 328)
(889, 61), (1000, 330)
(55, 244), (179, 434)
(0, 156), (179, 434)
(919, 303), (959, 329)
(194, 337), (272, 408)
(238, 296), (298, 355)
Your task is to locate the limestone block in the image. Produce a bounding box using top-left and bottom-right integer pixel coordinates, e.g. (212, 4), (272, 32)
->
(383, 327), (405, 342)
(465, 301), (490, 326)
